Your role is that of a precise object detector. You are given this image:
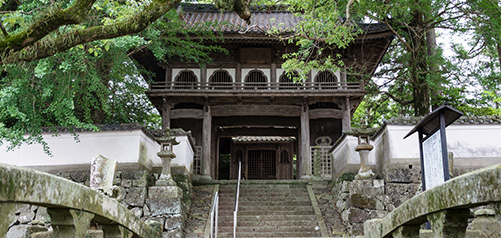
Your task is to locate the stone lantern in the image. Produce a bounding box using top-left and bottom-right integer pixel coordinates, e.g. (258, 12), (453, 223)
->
(155, 129), (179, 186)
(354, 130), (375, 180)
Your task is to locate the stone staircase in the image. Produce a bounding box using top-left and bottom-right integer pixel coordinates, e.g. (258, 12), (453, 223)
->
(216, 181), (323, 237)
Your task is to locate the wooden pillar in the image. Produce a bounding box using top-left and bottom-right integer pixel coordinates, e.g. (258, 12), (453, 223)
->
(166, 66), (172, 89)
(342, 97), (351, 133)
(201, 67), (207, 89)
(300, 103), (311, 179)
(236, 63), (242, 83)
(202, 104), (212, 180)
(161, 99), (172, 130)
(271, 63), (277, 89)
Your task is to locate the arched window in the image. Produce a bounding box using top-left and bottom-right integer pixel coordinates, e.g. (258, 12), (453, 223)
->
(315, 70), (338, 89)
(174, 70), (198, 89)
(244, 70), (267, 90)
(209, 70), (233, 90)
(280, 150), (290, 163)
(278, 71), (301, 90)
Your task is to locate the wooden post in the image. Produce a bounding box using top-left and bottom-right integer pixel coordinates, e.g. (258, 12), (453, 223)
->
(202, 104), (212, 180)
(271, 63), (277, 89)
(201, 67), (207, 89)
(236, 63), (242, 83)
(342, 97), (351, 133)
(161, 99), (171, 130)
(300, 103), (311, 179)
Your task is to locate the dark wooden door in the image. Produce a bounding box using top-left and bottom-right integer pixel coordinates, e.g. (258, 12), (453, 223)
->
(247, 150), (276, 179)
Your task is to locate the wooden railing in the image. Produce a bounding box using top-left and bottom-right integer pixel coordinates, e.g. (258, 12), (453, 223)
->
(363, 164), (501, 238)
(149, 81), (362, 92)
(0, 163), (162, 238)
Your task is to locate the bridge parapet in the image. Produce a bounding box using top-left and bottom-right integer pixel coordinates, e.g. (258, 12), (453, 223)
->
(363, 164), (501, 238)
(0, 163), (162, 237)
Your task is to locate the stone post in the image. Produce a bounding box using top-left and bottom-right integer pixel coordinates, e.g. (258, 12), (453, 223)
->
(155, 129), (179, 186)
(90, 155), (117, 195)
(354, 130), (375, 180)
(427, 209), (470, 238)
(312, 148), (322, 181)
(147, 128), (185, 237)
(47, 208), (94, 237)
(0, 203), (19, 235)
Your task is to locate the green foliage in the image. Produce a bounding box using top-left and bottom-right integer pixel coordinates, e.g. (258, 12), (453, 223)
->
(0, 1), (227, 154)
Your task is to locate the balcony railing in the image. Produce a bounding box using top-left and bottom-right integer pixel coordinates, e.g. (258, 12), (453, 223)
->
(149, 81), (362, 91)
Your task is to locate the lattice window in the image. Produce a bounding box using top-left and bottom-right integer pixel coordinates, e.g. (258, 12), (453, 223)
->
(248, 150), (276, 178)
(193, 146), (202, 175)
(278, 71), (301, 90)
(244, 70), (268, 90)
(315, 70), (338, 89)
(209, 70), (233, 90)
(310, 146), (332, 177)
(174, 70), (198, 89)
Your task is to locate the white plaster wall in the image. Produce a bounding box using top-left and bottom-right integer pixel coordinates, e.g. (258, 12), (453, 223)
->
(375, 124), (501, 168)
(0, 130), (196, 173)
(207, 68), (236, 82)
(311, 69), (341, 82)
(0, 130), (161, 169)
(172, 68), (201, 82)
(242, 68), (271, 82)
(172, 135), (194, 173)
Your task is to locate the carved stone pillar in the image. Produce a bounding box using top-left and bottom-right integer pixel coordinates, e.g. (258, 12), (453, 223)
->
(391, 225), (420, 238)
(427, 209), (470, 238)
(47, 208), (94, 237)
(0, 203), (19, 235)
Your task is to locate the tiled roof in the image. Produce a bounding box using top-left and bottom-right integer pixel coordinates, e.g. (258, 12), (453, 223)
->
(179, 3), (389, 35)
(384, 115), (501, 125)
(232, 136), (296, 142)
(180, 4), (300, 34)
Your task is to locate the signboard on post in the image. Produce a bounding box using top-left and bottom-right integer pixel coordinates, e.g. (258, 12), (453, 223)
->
(404, 105), (463, 190)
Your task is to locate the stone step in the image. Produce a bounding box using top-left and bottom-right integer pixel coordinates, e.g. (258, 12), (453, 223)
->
(218, 201), (312, 208)
(217, 225), (320, 233)
(218, 209), (314, 216)
(217, 215), (317, 223)
(216, 231), (321, 238)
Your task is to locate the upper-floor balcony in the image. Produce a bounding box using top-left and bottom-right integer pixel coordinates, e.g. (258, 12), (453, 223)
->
(147, 69), (365, 99)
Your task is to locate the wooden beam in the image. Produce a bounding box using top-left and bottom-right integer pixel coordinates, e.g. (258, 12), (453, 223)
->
(170, 109), (204, 119)
(309, 109), (343, 119)
(212, 105), (301, 117)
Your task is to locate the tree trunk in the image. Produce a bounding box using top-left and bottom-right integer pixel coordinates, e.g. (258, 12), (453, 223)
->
(426, 27), (442, 110)
(409, 10), (431, 116)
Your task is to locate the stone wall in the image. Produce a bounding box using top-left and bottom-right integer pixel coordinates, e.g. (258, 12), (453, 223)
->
(331, 166), (421, 235)
(5, 166), (193, 238)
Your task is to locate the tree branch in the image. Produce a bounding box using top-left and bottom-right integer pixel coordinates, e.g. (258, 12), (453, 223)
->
(0, 0), (97, 52)
(1, 0), (181, 64)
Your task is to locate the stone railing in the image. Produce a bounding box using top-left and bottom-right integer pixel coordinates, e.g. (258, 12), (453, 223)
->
(0, 163), (162, 237)
(363, 164), (501, 238)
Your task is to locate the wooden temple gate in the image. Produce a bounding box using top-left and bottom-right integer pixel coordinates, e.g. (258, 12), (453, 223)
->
(230, 137), (295, 180)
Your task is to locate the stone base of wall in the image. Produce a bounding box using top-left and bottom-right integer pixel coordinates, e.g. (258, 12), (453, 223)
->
(331, 165), (501, 236)
(6, 166), (193, 238)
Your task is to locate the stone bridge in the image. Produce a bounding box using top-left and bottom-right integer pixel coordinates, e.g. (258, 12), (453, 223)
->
(0, 163), (162, 238)
(363, 164), (501, 238)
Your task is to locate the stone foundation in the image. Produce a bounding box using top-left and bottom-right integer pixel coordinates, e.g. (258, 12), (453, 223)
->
(5, 166), (193, 238)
